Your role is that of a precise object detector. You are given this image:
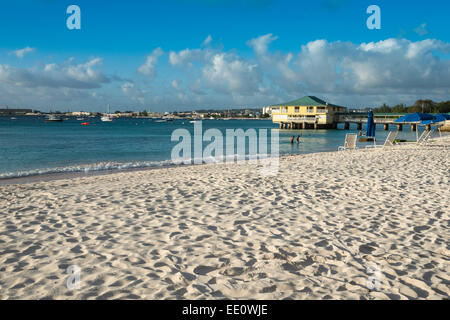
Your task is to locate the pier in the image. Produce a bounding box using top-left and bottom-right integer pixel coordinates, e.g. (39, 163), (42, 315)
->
(269, 97), (434, 132)
(277, 113), (429, 131)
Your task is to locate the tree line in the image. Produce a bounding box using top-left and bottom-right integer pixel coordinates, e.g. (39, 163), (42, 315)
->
(373, 100), (450, 114)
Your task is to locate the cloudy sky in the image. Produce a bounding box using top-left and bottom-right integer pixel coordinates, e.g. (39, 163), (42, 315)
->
(0, 0), (449, 112)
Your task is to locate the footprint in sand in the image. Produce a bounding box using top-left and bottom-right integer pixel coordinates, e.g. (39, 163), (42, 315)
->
(260, 285), (277, 293)
(70, 245), (84, 254)
(221, 267), (245, 277)
(193, 265), (217, 276)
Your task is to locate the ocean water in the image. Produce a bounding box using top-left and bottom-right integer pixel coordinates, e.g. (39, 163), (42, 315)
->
(0, 116), (427, 179)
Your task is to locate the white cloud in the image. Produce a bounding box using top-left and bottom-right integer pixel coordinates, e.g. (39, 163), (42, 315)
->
(247, 33), (278, 56)
(201, 53), (261, 95)
(292, 38), (450, 97)
(137, 36), (450, 108)
(44, 63), (57, 72)
(414, 23), (429, 36)
(172, 79), (181, 90)
(64, 58), (107, 84)
(359, 39), (401, 53)
(169, 48), (209, 67)
(121, 82), (135, 94)
(2, 35), (450, 111)
(201, 35), (213, 46)
(405, 39), (445, 59)
(12, 47), (35, 58)
(0, 58), (110, 89)
(138, 48), (164, 75)
(120, 81), (149, 105)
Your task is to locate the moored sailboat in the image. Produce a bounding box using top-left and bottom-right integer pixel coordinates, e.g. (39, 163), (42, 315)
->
(101, 104), (114, 122)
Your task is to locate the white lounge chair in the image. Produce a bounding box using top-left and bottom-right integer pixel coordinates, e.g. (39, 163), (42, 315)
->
(397, 130), (432, 146)
(338, 134), (358, 151)
(366, 131), (398, 148)
(419, 130), (433, 145)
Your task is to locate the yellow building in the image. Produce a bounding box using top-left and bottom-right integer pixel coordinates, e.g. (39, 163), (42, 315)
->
(270, 96), (347, 129)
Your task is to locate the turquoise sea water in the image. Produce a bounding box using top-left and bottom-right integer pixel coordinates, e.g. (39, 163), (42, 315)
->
(0, 116), (427, 179)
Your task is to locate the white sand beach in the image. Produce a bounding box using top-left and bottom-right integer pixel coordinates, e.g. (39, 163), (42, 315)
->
(0, 138), (449, 300)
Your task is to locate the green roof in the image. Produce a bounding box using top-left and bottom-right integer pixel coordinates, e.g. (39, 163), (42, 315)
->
(273, 96), (344, 108)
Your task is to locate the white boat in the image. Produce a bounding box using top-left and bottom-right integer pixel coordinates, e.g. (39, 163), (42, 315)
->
(45, 115), (63, 122)
(101, 115), (113, 122)
(101, 104), (114, 122)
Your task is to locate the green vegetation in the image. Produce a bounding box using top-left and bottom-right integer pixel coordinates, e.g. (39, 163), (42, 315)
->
(374, 100), (450, 114)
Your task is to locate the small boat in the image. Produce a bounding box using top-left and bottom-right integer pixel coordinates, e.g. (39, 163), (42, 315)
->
(101, 104), (114, 122)
(155, 120), (167, 123)
(45, 115), (63, 122)
(10, 117), (17, 120)
(190, 120), (200, 124)
(101, 115), (113, 122)
(77, 117), (85, 121)
(162, 116), (174, 122)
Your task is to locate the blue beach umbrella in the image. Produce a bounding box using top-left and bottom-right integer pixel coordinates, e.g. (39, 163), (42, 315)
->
(395, 113), (434, 123)
(395, 113), (435, 141)
(433, 113), (450, 123)
(366, 111), (376, 137)
(421, 114), (450, 125)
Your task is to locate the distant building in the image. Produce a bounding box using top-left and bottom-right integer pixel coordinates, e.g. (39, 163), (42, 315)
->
(269, 96), (347, 129)
(71, 111), (91, 116)
(262, 106), (272, 115)
(0, 108), (33, 115)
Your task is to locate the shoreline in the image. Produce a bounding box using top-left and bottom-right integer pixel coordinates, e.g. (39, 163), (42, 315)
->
(1, 135), (448, 186)
(0, 137), (449, 299)
(0, 151), (324, 186)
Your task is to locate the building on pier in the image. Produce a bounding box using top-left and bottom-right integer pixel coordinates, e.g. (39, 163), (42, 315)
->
(269, 96), (347, 129)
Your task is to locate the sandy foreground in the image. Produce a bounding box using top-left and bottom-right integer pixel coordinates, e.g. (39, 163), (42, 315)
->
(0, 138), (449, 300)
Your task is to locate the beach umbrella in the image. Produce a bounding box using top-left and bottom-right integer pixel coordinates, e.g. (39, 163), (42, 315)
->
(420, 115), (450, 139)
(419, 114), (450, 125)
(433, 113), (450, 123)
(395, 113), (434, 123)
(395, 113), (434, 141)
(366, 111), (376, 137)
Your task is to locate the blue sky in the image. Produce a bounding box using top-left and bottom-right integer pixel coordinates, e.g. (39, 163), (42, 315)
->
(0, 0), (449, 111)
